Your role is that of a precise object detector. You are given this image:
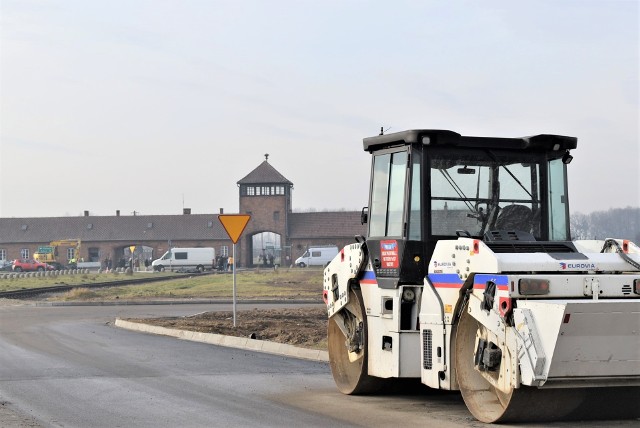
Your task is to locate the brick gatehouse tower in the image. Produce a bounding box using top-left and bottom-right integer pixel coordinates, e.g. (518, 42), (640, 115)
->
(237, 154), (293, 267)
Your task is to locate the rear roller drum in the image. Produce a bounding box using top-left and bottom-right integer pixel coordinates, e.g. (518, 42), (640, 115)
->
(455, 302), (639, 422)
(455, 302), (589, 422)
(327, 288), (384, 395)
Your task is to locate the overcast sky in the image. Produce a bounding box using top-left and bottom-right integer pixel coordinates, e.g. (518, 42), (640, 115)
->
(1, 0), (638, 218)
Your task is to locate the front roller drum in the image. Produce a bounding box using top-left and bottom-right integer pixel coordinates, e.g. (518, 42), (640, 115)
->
(455, 302), (640, 423)
(327, 288), (384, 395)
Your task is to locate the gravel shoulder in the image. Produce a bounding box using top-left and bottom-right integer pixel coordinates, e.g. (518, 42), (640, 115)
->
(0, 402), (42, 428)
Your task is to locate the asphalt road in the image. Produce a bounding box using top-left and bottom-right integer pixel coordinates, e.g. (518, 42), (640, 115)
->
(0, 302), (347, 428)
(0, 302), (636, 428)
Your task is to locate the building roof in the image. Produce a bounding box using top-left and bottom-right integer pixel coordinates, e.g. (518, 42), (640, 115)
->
(237, 161), (293, 185)
(289, 211), (365, 239)
(1, 209), (486, 246)
(1, 211), (366, 244)
(0, 214), (228, 244)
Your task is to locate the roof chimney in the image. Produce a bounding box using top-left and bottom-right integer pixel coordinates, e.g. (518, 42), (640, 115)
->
(84, 210), (89, 217)
(183, 208), (191, 215)
(116, 210), (120, 216)
(219, 208), (224, 214)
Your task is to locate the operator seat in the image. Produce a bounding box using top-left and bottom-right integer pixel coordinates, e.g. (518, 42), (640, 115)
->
(494, 204), (533, 232)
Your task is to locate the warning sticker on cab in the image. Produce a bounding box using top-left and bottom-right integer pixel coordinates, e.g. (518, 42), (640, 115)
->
(380, 240), (399, 269)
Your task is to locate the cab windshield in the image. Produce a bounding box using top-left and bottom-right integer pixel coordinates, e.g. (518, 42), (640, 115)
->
(428, 149), (567, 240)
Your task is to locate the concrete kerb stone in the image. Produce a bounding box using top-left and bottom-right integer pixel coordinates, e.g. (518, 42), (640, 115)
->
(114, 318), (329, 363)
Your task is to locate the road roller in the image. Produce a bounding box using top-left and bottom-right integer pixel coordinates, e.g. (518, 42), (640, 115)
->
(323, 129), (640, 423)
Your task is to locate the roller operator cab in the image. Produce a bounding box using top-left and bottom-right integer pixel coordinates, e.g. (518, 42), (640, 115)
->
(323, 130), (640, 423)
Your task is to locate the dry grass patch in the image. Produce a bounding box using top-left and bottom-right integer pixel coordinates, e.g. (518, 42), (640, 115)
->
(61, 287), (98, 300)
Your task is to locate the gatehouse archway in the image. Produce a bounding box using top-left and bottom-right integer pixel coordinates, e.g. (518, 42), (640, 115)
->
(250, 231), (282, 267)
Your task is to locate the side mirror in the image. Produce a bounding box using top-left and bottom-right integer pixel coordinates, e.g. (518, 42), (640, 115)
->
(361, 206), (369, 225)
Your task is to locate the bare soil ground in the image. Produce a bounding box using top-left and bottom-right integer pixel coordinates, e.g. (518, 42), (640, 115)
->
(127, 307), (328, 350)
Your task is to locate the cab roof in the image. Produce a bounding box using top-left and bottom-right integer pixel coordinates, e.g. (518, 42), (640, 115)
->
(363, 129), (577, 153)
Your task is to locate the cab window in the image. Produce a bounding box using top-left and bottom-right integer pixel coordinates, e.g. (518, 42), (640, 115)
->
(369, 151), (407, 237)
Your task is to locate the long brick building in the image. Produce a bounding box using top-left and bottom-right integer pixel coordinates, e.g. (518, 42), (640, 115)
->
(0, 158), (365, 268)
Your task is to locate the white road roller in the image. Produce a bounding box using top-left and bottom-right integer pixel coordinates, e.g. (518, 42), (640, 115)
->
(323, 129), (640, 423)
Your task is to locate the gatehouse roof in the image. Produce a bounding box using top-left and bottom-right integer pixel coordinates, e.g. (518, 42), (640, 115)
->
(237, 161), (293, 185)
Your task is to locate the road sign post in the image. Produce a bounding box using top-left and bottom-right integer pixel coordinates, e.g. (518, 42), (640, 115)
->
(218, 214), (251, 327)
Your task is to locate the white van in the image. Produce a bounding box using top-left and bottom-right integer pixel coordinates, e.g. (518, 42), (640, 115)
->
(152, 247), (215, 272)
(295, 246), (339, 267)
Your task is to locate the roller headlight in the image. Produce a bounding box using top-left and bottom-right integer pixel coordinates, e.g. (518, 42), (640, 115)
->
(518, 278), (550, 295)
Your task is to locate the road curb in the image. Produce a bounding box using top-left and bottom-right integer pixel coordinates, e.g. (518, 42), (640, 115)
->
(114, 318), (329, 363)
(34, 299), (322, 307)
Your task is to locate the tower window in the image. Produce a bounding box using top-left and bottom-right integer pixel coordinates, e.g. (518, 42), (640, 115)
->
(243, 185), (286, 196)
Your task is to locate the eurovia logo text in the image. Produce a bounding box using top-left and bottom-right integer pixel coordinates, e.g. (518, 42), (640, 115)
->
(560, 262), (597, 270)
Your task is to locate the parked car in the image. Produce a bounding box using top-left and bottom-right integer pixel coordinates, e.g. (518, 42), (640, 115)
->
(0, 260), (13, 271)
(152, 247), (216, 272)
(12, 259), (55, 272)
(295, 246), (339, 267)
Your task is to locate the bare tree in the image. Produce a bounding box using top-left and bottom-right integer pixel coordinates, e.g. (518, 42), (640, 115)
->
(570, 207), (640, 242)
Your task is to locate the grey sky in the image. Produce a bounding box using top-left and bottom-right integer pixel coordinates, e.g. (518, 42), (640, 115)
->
(1, 0), (638, 218)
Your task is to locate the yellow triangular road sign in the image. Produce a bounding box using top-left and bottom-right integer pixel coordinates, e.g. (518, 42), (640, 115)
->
(218, 214), (251, 244)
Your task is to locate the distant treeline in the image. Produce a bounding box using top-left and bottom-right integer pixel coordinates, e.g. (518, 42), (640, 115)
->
(571, 207), (640, 242)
